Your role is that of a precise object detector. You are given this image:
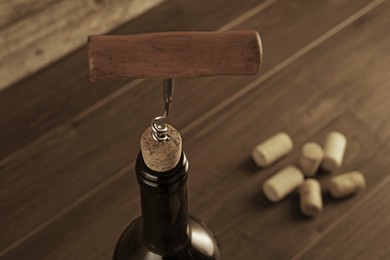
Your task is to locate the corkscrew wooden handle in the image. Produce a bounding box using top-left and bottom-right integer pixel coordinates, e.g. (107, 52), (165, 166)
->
(87, 30), (262, 82)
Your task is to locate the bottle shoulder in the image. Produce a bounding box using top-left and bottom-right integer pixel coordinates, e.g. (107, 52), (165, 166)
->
(113, 217), (221, 260)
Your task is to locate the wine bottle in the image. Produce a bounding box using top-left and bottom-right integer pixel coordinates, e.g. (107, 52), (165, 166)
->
(87, 29), (263, 260)
(113, 134), (221, 259)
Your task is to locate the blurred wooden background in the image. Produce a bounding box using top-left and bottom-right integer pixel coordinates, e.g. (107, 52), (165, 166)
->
(1, 0), (390, 259)
(0, 0), (164, 91)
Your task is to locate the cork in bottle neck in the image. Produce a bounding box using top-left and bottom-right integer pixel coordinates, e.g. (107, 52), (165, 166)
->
(140, 124), (182, 172)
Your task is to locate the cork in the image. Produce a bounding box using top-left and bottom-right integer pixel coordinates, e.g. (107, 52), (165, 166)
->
(298, 142), (324, 177)
(252, 132), (294, 168)
(140, 124), (182, 172)
(299, 179), (323, 217)
(262, 165), (304, 202)
(329, 171), (366, 198)
(321, 131), (347, 172)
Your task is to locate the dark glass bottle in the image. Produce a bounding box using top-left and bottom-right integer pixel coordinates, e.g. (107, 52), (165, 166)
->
(113, 152), (221, 260)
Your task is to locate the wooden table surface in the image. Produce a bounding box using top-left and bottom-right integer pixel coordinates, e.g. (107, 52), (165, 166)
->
(1, 0), (390, 259)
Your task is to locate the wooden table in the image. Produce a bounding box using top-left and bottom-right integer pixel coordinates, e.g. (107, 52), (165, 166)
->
(1, 0), (390, 259)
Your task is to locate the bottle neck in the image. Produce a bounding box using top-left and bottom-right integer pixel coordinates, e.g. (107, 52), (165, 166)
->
(136, 152), (189, 255)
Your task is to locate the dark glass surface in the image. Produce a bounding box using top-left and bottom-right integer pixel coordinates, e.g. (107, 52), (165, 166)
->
(114, 217), (221, 260)
(113, 152), (221, 260)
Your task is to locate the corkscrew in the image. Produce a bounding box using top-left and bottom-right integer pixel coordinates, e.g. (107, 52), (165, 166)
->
(88, 30), (262, 144)
(151, 79), (174, 142)
(87, 31), (262, 259)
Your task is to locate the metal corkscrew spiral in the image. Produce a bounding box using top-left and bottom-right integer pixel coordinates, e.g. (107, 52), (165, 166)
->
(151, 79), (174, 142)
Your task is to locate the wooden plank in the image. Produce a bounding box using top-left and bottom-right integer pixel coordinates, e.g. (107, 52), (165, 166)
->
(0, 0), (165, 91)
(296, 177), (390, 260)
(0, 0), (57, 29)
(3, 115), (386, 260)
(353, 80), (390, 147)
(0, 0), (375, 161)
(2, 0), (390, 258)
(0, 0), (266, 161)
(0, 0), (268, 250)
(0, 0), (380, 253)
(290, 58), (390, 259)
(205, 114), (390, 260)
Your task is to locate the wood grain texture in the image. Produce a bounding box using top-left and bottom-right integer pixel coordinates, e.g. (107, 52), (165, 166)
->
(0, 0), (56, 29)
(88, 31), (262, 80)
(204, 114), (389, 260)
(0, 0), (265, 163)
(1, 0), (377, 252)
(0, 0), (374, 162)
(0, 0), (268, 250)
(0, 0), (165, 91)
(297, 177), (390, 260)
(4, 114), (387, 260)
(353, 79), (390, 146)
(2, 0), (390, 259)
